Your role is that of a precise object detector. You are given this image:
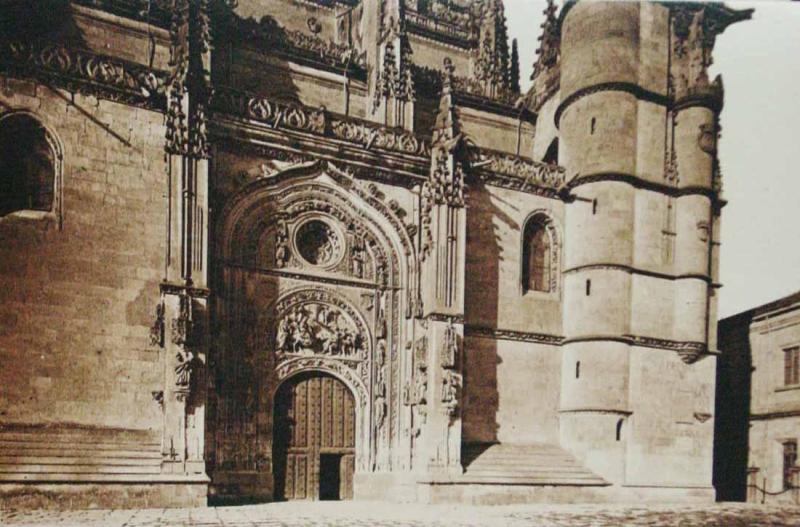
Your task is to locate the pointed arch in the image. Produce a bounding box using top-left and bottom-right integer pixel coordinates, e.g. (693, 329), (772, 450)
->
(0, 110), (64, 225)
(521, 211), (559, 294)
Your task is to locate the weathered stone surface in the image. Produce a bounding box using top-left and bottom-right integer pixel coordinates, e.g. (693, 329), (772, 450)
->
(0, 0), (750, 509)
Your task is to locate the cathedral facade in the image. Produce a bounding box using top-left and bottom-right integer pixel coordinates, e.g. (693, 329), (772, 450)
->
(0, 0), (750, 508)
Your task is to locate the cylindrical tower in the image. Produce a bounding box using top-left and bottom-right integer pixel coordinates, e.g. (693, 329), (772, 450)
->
(555, 1), (750, 492)
(557, 0), (641, 483)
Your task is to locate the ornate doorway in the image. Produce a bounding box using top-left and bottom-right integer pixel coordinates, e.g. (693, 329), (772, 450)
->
(273, 372), (356, 501)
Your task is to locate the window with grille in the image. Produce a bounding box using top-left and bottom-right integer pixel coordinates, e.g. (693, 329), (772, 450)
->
(784, 347), (800, 386)
(783, 440), (797, 490)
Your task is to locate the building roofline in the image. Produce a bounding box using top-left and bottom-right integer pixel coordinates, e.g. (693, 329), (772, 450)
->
(720, 290), (800, 325)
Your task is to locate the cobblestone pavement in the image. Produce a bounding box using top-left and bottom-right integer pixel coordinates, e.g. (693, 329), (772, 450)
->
(2, 502), (800, 527)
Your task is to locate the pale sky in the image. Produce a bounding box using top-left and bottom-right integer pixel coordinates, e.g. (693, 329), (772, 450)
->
(505, 0), (800, 318)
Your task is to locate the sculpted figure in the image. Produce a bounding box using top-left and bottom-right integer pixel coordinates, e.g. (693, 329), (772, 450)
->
(275, 219), (289, 268)
(351, 238), (365, 278)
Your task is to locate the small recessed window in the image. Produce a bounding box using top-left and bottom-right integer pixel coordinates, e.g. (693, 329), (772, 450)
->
(592, 199), (598, 215)
(522, 216), (553, 294)
(575, 361), (581, 379)
(783, 440), (797, 490)
(585, 279), (591, 296)
(590, 117), (597, 134)
(785, 347), (800, 386)
(616, 419), (624, 441)
(0, 114), (56, 217)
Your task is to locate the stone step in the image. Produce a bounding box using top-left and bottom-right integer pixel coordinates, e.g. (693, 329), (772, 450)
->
(0, 426), (157, 443)
(464, 454), (579, 464)
(0, 445), (163, 459)
(0, 473), (208, 483)
(460, 469), (605, 479)
(466, 466), (585, 474)
(0, 455), (162, 466)
(452, 474), (609, 486)
(0, 464), (161, 475)
(0, 435), (160, 450)
(460, 442), (606, 487)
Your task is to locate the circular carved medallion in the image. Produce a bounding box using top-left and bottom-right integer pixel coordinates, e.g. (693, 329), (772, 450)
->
(294, 219), (342, 267)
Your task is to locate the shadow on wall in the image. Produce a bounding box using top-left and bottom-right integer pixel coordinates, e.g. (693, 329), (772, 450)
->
(462, 181), (521, 454)
(212, 10), (304, 105)
(206, 223), (281, 504)
(713, 311), (753, 502)
(0, 1), (85, 46)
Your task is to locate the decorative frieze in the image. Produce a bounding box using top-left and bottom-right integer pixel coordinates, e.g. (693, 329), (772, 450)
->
(465, 325), (563, 345)
(0, 40), (167, 111)
(213, 87), (431, 158)
(469, 147), (566, 191)
(404, 5), (477, 48)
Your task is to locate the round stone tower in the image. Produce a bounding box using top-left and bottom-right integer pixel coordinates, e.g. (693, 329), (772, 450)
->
(557, 0), (642, 483)
(554, 1), (750, 489)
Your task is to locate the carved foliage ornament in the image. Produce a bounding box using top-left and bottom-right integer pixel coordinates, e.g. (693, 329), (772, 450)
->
(474, 0), (511, 94)
(531, 0), (560, 80)
(213, 88), (429, 157)
(0, 41), (167, 110)
(469, 147), (566, 189)
(165, 0), (212, 158)
(670, 4), (752, 100)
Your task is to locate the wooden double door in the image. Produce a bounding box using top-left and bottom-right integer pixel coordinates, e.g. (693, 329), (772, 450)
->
(273, 372), (356, 500)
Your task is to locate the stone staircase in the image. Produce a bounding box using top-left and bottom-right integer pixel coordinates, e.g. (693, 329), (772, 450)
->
(0, 423), (163, 482)
(419, 442), (610, 504)
(459, 442), (608, 486)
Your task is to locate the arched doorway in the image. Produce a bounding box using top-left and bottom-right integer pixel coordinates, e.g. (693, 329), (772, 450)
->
(273, 371), (356, 501)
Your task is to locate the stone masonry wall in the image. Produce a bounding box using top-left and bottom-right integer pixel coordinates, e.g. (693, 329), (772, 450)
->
(0, 80), (167, 431)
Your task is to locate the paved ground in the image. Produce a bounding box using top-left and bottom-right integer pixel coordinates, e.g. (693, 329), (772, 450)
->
(2, 501), (800, 527)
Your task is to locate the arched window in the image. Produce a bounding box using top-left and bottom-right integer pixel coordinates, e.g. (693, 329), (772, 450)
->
(543, 138), (559, 165)
(0, 114), (56, 217)
(522, 216), (553, 293)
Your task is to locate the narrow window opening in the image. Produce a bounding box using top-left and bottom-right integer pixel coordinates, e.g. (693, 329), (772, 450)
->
(575, 361), (581, 379)
(785, 347), (800, 386)
(522, 217), (552, 293)
(592, 199), (598, 215)
(783, 440), (797, 490)
(616, 419), (624, 441)
(590, 117), (596, 134)
(585, 279), (591, 296)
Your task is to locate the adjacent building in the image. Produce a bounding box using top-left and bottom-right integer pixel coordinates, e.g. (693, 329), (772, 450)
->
(716, 292), (800, 504)
(0, 0), (751, 509)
